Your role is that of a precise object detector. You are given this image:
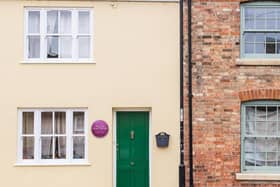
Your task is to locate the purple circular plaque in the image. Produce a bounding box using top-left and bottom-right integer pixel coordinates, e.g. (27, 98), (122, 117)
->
(91, 120), (109, 138)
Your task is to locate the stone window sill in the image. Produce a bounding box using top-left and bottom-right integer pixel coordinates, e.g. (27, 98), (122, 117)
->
(236, 173), (280, 181)
(236, 58), (280, 66)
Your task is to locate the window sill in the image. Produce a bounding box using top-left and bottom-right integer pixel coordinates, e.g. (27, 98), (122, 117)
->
(236, 173), (280, 181)
(20, 60), (96, 64)
(236, 58), (280, 66)
(14, 162), (91, 167)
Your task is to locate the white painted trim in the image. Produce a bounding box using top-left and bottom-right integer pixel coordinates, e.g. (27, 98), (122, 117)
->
(113, 109), (152, 187)
(236, 173), (280, 181)
(236, 58), (280, 66)
(14, 162), (91, 167)
(17, 108), (88, 165)
(20, 60), (96, 64)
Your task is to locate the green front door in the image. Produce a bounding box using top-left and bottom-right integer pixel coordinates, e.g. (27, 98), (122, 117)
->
(116, 111), (149, 187)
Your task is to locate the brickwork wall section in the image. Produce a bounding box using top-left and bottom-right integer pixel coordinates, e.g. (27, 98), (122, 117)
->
(184, 0), (280, 186)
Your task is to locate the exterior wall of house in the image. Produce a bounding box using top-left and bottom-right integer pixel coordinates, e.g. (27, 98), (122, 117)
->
(184, 0), (280, 186)
(0, 1), (179, 187)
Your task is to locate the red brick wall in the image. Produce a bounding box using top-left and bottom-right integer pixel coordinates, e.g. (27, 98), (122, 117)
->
(184, 1), (280, 186)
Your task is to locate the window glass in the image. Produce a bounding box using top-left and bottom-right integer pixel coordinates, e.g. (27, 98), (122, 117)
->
(19, 110), (86, 163)
(73, 136), (85, 159)
(23, 112), (34, 134)
(60, 10), (72, 34)
(242, 102), (280, 171)
(28, 11), (40, 33)
(26, 9), (92, 61)
(47, 10), (58, 34)
(242, 5), (280, 57)
(23, 137), (34, 159)
(28, 36), (40, 58)
(79, 11), (90, 34)
(78, 36), (90, 58)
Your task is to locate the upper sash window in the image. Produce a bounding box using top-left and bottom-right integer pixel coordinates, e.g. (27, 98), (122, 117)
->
(25, 8), (93, 63)
(241, 3), (280, 58)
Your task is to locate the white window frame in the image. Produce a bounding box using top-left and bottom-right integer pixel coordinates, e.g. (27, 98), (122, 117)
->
(17, 109), (88, 165)
(24, 8), (94, 64)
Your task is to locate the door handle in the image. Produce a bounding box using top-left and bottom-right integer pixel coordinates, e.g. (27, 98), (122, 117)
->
(130, 161), (135, 166)
(130, 130), (135, 140)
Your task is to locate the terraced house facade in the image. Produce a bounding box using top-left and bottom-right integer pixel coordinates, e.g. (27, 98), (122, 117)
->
(0, 1), (180, 187)
(185, 0), (280, 186)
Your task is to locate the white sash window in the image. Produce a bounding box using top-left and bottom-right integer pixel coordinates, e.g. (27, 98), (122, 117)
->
(18, 109), (88, 164)
(25, 8), (93, 63)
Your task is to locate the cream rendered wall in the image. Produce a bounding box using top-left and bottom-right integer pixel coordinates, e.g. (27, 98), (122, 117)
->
(0, 1), (179, 187)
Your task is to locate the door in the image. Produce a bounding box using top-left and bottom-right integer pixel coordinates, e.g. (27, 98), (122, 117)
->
(116, 111), (149, 187)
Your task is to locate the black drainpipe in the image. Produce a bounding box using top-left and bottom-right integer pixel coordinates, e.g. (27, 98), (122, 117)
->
(179, 0), (185, 186)
(187, 0), (194, 186)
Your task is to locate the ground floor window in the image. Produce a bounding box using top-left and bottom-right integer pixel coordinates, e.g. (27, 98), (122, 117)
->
(18, 109), (87, 164)
(242, 101), (280, 172)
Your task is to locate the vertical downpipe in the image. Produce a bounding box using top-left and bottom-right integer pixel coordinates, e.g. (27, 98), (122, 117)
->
(179, 0), (185, 186)
(188, 0), (194, 186)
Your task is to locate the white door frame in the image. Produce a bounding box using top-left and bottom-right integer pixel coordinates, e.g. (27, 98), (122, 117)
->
(113, 108), (152, 187)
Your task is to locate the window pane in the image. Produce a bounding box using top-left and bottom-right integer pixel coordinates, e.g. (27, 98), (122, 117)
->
(73, 136), (85, 159)
(246, 106), (255, 120)
(256, 33), (265, 43)
(47, 36), (59, 58)
(60, 37), (72, 58)
(78, 36), (90, 58)
(41, 137), (53, 159)
(79, 11), (90, 34)
(73, 112), (85, 134)
(28, 36), (40, 58)
(41, 112), (53, 134)
(245, 43), (254, 54)
(245, 19), (254, 29)
(47, 10), (58, 34)
(267, 161), (277, 166)
(54, 136), (66, 159)
(267, 19), (277, 29)
(60, 10), (72, 34)
(244, 33), (255, 43)
(255, 8), (266, 20)
(245, 8), (255, 19)
(22, 112), (34, 134)
(268, 107), (277, 121)
(245, 153), (255, 166)
(256, 138), (266, 153)
(256, 121), (266, 135)
(266, 43), (276, 54)
(28, 11), (40, 33)
(268, 152), (277, 161)
(256, 107), (266, 121)
(256, 43), (265, 54)
(255, 152), (266, 166)
(245, 138), (255, 152)
(23, 137), (34, 159)
(267, 138), (277, 152)
(255, 19), (265, 29)
(267, 121), (277, 136)
(246, 121), (255, 135)
(55, 112), (66, 134)
(266, 8), (277, 19)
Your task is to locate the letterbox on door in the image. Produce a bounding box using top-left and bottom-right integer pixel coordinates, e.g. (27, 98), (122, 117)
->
(155, 132), (170, 148)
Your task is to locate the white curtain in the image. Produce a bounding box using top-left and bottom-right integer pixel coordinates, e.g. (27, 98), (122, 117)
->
(28, 11), (40, 33)
(22, 112), (34, 159)
(47, 11), (58, 58)
(245, 107), (278, 166)
(55, 112), (66, 159)
(41, 112), (66, 159)
(28, 36), (40, 58)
